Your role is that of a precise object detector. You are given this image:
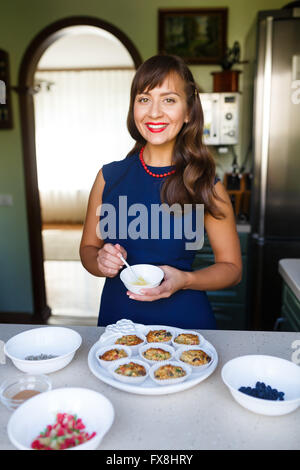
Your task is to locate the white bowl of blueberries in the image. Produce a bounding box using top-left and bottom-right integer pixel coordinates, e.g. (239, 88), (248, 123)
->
(221, 354), (300, 416)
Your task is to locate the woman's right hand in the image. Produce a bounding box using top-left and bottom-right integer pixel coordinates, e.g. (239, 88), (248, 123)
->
(96, 243), (127, 278)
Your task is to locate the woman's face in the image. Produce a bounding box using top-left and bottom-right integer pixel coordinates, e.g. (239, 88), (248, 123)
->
(133, 73), (189, 150)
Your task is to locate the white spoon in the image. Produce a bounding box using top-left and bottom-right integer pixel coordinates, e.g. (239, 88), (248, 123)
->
(118, 253), (140, 283)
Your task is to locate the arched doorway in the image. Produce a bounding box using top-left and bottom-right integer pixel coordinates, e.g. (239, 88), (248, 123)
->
(18, 16), (142, 324)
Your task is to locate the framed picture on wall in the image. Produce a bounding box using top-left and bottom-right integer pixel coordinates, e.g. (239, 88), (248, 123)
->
(0, 49), (13, 129)
(158, 8), (228, 65)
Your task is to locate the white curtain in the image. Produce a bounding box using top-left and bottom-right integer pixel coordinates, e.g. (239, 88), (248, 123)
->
(33, 70), (135, 223)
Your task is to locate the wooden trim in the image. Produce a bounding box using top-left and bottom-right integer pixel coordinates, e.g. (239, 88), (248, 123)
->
(36, 67), (135, 72)
(17, 16), (142, 324)
(42, 223), (83, 230)
(0, 307), (51, 325)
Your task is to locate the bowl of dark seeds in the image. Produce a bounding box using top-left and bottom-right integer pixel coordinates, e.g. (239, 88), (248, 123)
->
(221, 355), (300, 416)
(4, 327), (82, 374)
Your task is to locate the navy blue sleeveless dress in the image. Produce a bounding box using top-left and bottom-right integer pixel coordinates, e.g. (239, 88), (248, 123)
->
(98, 151), (218, 329)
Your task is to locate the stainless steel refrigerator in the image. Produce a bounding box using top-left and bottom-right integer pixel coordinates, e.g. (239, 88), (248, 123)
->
(244, 6), (300, 330)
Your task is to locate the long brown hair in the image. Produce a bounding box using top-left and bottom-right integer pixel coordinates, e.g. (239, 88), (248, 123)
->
(126, 54), (224, 219)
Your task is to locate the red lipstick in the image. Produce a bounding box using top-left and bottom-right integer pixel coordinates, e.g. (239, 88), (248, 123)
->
(145, 122), (168, 133)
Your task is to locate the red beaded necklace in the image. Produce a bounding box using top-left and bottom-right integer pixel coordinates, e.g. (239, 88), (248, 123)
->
(139, 147), (176, 178)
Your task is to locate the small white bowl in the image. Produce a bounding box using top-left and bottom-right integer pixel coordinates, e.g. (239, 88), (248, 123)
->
(175, 345), (215, 372)
(108, 358), (150, 384)
(139, 343), (175, 365)
(171, 330), (204, 350)
(120, 264), (164, 295)
(0, 374), (52, 411)
(95, 344), (132, 369)
(113, 333), (146, 354)
(4, 327), (82, 374)
(221, 354), (300, 416)
(149, 360), (192, 386)
(7, 387), (114, 450)
(143, 325), (175, 345)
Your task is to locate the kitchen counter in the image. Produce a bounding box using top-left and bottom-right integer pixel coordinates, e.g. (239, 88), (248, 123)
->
(279, 259), (300, 302)
(0, 324), (299, 450)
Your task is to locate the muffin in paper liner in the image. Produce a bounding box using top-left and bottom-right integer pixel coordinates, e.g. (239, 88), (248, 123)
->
(175, 345), (215, 372)
(113, 333), (146, 354)
(138, 343), (175, 365)
(142, 326), (175, 345)
(95, 344), (132, 369)
(108, 358), (150, 384)
(171, 330), (205, 349)
(149, 360), (192, 386)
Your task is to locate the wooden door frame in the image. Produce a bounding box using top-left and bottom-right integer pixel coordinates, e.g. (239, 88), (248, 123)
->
(15, 16), (142, 324)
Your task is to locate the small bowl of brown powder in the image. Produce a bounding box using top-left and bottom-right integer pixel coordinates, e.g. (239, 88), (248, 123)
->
(0, 374), (51, 410)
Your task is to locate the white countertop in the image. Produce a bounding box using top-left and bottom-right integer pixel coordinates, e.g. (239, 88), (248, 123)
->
(1, 324), (300, 450)
(279, 259), (300, 302)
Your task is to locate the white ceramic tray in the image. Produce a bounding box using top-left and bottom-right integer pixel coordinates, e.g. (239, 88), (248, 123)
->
(88, 319), (218, 395)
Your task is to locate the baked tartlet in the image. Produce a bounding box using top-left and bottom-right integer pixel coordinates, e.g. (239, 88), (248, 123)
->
(154, 364), (186, 380)
(174, 333), (200, 346)
(146, 329), (173, 343)
(149, 360), (192, 386)
(96, 344), (132, 369)
(179, 349), (211, 367)
(142, 347), (172, 362)
(115, 334), (144, 347)
(115, 361), (147, 377)
(138, 343), (175, 365)
(99, 348), (128, 362)
(109, 358), (149, 384)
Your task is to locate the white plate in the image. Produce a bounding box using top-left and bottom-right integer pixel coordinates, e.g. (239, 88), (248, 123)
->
(88, 320), (218, 396)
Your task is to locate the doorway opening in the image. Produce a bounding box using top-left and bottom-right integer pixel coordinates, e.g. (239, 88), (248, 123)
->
(18, 17), (142, 325)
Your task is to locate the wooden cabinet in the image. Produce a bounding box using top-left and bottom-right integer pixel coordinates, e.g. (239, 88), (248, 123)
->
(277, 259), (300, 332)
(279, 283), (300, 332)
(192, 231), (249, 330)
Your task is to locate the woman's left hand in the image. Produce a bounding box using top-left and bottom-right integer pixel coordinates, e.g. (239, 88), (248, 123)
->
(126, 265), (189, 302)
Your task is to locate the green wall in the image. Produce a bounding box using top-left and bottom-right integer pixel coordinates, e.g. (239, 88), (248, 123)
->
(0, 0), (285, 315)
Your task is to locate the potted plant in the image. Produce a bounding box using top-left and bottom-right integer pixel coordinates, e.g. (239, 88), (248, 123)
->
(211, 41), (243, 92)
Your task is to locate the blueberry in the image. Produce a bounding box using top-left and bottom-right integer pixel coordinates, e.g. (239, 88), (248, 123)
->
(256, 381), (265, 390)
(239, 383), (285, 401)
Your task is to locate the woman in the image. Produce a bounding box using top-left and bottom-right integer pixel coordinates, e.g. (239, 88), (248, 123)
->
(80, 54), (242, 328)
